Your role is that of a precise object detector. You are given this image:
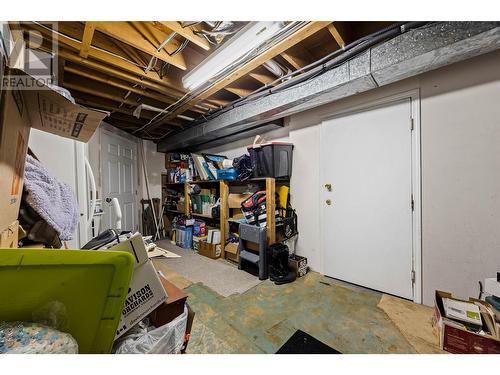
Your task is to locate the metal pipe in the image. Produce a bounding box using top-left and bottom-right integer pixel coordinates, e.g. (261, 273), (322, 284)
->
(157, 31), (177, 52)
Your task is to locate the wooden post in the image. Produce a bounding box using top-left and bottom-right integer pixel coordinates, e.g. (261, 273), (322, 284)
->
(266, 178), (276, 245)
(219, 181), (229, 259)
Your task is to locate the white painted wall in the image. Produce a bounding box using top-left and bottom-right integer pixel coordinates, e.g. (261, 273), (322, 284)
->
(200, 50), (500, 306)
(419, 51), (500, 305)
(140, 139), (167, 201)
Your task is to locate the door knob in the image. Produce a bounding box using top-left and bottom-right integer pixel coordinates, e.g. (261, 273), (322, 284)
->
(324, 183), (332, 191)
(326, 199), (332, 205)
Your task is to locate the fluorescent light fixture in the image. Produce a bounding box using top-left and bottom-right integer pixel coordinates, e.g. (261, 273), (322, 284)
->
(182, 22), (286, 91)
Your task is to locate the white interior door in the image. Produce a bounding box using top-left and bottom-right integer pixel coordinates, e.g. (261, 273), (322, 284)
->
(100, 131), (137, 232)
(321, 98), (414, 299)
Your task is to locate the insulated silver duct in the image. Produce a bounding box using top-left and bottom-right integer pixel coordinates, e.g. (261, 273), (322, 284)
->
(263, 59), (289, 77)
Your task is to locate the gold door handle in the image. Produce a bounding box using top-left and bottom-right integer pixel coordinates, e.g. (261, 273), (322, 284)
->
(324, 183), (332, 191)
(326, 199), (332, 205)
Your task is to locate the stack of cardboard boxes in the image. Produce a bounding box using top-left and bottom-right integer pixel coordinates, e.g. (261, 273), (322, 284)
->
(433, 290), (500, 353)
(0, 60), (106, 248)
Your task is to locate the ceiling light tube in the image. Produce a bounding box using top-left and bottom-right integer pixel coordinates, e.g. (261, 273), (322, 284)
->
(182, 21), (287, 91)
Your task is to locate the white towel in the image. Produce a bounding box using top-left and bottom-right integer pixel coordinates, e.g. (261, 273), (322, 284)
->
(23, 155), (79, 241)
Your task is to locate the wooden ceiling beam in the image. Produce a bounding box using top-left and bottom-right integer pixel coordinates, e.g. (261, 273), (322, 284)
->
(94, 22), (187, 70)
(26, 23), (185, 95)
(80, 22), (96, 58)
(66, 81), (183, 128)
(280, 45), (314, 70)
(64, 81), (146, 111)
(327, 23), (345, 48)
(145, 21), (330, 131)
(72, 96), (160, 125)
(248, 70), (276, 85)
(194, 22), (330, 100)
(63, 65), (202, 111)
(52, 48), (177, 99)
(224, 86), (254, 98)
(155, 22), (210, 51)
(110, 39), (147, 66)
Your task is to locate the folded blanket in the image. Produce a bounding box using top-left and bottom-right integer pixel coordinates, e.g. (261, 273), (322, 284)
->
(23, 155), (79, 241)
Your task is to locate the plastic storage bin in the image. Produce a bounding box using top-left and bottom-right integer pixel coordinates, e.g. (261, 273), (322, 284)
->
(175, 226), (193, 249)
(0, 249), (135, 353)
(247, 142), (294, 178)
(216, 168), (238, 181)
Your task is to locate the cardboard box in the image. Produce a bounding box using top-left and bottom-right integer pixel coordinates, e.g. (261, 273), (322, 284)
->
(433, 290), (500, 353)
(289, 255), (308, 277)
(0, 84), (31, 233)
(149, 275), (188, 328)
(224, 242), (239, 263)
(0, 220), (18, 248)
(115, 260), (167, 339)
(193, 235), (207, 252)
(228, 193), (252, 209)
(107, 234), (167, 339)
(199, 240), (221, 259)
(108, 233), (149, 267)
(0, 65), (106, 233)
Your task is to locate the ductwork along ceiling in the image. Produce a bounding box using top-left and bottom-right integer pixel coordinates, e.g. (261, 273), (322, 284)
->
(12, 21), (500, 151)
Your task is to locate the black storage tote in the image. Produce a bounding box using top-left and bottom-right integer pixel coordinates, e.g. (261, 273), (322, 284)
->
(247, 141), (294, 178)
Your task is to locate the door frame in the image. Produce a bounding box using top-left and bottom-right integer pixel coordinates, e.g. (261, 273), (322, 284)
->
(319, 89), (422, 303)
(99, 128), (140, 232)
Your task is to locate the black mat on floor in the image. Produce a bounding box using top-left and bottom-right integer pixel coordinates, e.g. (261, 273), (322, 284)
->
(276, 330), (341, 354)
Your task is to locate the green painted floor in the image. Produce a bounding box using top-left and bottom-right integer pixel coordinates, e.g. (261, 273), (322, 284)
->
(184, 272), (418, 354)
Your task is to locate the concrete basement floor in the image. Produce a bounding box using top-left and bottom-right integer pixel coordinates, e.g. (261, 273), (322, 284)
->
(177, 269), (443, 354)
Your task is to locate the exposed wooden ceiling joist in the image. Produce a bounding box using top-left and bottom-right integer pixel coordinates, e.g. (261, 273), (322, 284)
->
(80, 22), (96, 58)
(327, 23), (345, 48)
(25, 35), (222, 111)
(145, 21), (331, 132)
(280, 44), (315, 70)
(224, 86), (254, 98)
(94, 22), (187, 70)
(64, 81), (144, 109)
(73, 95), (184, 131)
(154, 22), (210, 51)
(16, 21), (392, 140)
(64, 64), (176, 106)
(110, 38), (148, 66)
(26, 23), (185, 94)
(248, 70), (276, 85)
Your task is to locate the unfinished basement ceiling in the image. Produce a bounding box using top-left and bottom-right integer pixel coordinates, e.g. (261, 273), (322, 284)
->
(12, 21), (393, 140)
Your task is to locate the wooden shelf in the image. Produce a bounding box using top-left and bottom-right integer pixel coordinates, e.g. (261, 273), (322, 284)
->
(161, 177), (281, 259)
(191, 212), (215, 219)
(189, 180), (222, 185)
